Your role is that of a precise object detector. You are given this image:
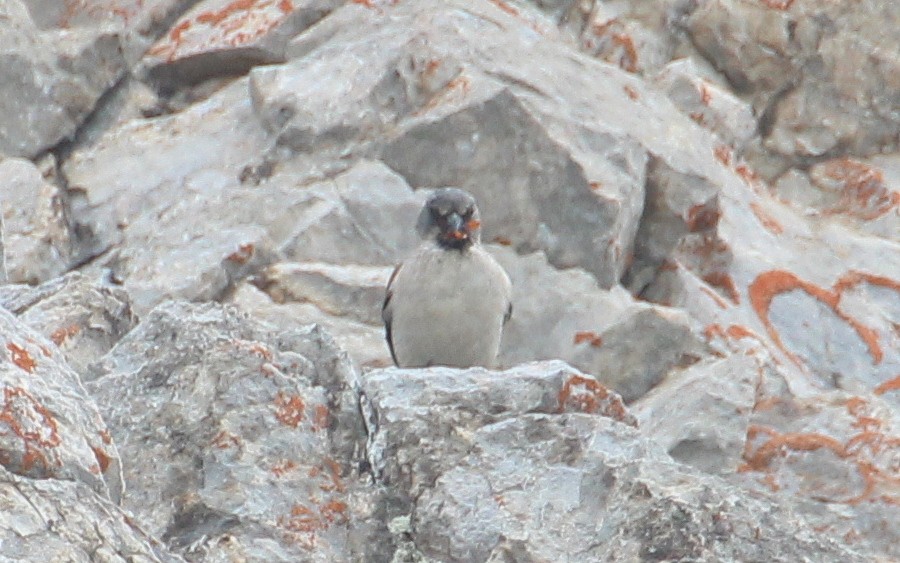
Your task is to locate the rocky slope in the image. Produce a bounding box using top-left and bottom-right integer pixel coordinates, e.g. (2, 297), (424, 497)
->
(0, 0), (897, 561)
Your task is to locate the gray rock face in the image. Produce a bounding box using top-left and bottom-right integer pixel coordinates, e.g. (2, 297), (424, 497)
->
(0, 1), (128, 158)
(0, 466), (182, 562)
(0, 157), (73, 284)
(688, 0), (900, 170)
(0, 306), (123, 503)
(363, 364), (863, 562)
(0, 272), (137, 379)
(87, 301), (375, 561)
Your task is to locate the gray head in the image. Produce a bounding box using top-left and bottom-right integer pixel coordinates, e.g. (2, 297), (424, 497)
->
(416, 188), (482, 250)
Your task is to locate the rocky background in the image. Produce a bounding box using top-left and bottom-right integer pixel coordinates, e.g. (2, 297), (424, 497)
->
(0, 0), (897, 561)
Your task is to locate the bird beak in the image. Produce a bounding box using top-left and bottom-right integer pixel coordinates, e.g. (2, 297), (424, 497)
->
(446, 213), (466, 240)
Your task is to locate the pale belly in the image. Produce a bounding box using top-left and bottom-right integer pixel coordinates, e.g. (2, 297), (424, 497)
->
(389, 246), (511, 368)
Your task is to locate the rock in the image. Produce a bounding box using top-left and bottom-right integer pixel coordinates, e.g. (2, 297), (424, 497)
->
(255, 262), (393, 326)
(0, 1), (127, 158)
(141, 0), (343, 91)
(256, 0), (662, 286)
(0, 272), (137, 380)
(230, 282), (394, 371)
(64, 81), (422, 311)
(0, 466), (183, 562)
(494, 246), (707, 402)
(687, 0), (900, 171)
(0, 306), (123, 503)
(87, 300), (383, 561)
(633, 354), (758, 475)
(653, 57), (757, 151)
(739, 390), (900, 559)
(362, 361), (636, 501)
(20, 0), (190, 64)
(0, 158), (73, 284)
(363, 363), (865, 562)
(0, 209), (6, 285)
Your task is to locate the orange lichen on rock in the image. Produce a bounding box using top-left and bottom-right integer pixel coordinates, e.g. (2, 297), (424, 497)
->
(311, 404), (329, 432)
(611, 33), (638, 72)
(7, 343), (37, 373)
(699, 286), (729, 309)
(271, 459), (298, 477)
(759, 0), (795, 9)
(323, 457), (346, 493)
(226, 242), (255, 264)
(91, 446), (112, 473)
(197, 0), (258, 25)
(623, 85), (639, 100)
(750, 202), (784, 235)
(820, 158), (899, 221)
(0, 387), (62, 474)
(740, 424), (848, 472)
(274, 392), (305, 427)
(558, 374), (635, 426)
(699, 82), (712, 105)
(748, 270), (883, 368)
(742, 398), (900, 505)
(211, 429), (242, 449)
(686, 202), (720, 232)
(874, 375), (900, 396)
(702, 272), (740, 304)
(714, 144), (732, 166)
(50, 325), (80, 346)
(573, 331), (603, 347)
(489, 0), (520, 17)
(320, 500), (349, 524)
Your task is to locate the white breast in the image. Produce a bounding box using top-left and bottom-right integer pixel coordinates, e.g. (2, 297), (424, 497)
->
(387, 244), (512, 368)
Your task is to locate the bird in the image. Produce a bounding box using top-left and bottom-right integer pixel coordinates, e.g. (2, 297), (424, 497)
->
(382, 188), (512, 368)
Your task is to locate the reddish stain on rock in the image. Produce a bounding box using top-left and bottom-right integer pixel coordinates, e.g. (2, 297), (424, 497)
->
(311, 404), (329, 432)
(623, 85), (639, 100)
(820, 159), (899, 221)
(714, 144), (732, 166)
(748, 270), (884, 368)
(50, 325), (80, 346)
(741, 424), (848, 472)
(874, 375), (900, 396)
(558, 374), (635, 426)
(686, 202), (720, 232)
(759, 0), (795, 9)
(488, 0), (520, 17)
(226, 243), (255, 264)
(211, 430), (242, 449)
(699, 82), (712, 105)
(702, 271), (740, 304)
(0, 387), (62, 474)
(699, 286), (729, 309)
(271, 459), (298, 477)
(750, 202), (784, 235)
(573, 331), (603, 348)
(611, 33), (638, 72)
(274, 393), (305, 427)
(7, 343), (36, 373)
(91, 445), (112, 473)
(320, 499), (348, 524)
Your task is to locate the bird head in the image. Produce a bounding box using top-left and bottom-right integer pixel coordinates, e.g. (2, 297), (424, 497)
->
(416, 188), (482, 250)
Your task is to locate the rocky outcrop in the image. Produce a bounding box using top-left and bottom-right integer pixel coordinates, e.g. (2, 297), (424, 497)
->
(0, 0), (896, 560)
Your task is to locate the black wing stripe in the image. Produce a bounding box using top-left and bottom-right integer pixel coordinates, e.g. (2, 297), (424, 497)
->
(383, 264), (402, 366)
